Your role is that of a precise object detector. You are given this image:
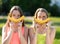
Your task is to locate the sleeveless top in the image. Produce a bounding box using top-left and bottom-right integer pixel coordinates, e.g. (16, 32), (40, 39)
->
(6, 26), (24, 44)
(37, 33), (46, 44)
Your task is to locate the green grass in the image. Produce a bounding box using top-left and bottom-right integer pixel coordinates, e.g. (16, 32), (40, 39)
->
(0, 16), (60, 44)
(50, 17), (60, 44)
(0, 36), (2, 44)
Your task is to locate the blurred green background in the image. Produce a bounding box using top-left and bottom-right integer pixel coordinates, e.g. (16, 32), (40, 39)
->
(0, 0), (60, 44)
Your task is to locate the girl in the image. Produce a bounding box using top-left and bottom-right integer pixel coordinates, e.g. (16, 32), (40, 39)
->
(29, 8), (56, 44)
(2, 6), (28, 44)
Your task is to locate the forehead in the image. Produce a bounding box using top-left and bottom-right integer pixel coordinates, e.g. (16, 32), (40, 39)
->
(37, 11), (47, 16)
(12, 10), (20, 15)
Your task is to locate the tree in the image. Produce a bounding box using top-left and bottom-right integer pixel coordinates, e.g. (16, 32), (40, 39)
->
(50, 4), (60, 17)
(2, 0), (51, 16)
(2, 0), (11, 14)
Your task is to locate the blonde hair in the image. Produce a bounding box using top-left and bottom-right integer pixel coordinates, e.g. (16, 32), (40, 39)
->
(34, 8), (48, 19)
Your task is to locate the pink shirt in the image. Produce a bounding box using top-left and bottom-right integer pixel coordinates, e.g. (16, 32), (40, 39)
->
(7, 27), (24, 44)
(10, 32), (21, 44)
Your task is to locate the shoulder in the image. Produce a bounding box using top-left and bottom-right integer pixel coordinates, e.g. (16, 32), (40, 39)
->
(24, 25), (28, 30)
(29, 25), (36, 34)
(2, 25), (6, 32)
(24, 26), (29, 33)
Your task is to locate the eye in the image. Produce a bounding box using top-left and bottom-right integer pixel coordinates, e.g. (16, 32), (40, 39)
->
(38, 16), (41, 18)
(13, 14), (15, 16)
(18, 15), (20, 17)
(43, 16), (45, 18)
(17, 14), (20, 18)
(42, 16), (47, 20)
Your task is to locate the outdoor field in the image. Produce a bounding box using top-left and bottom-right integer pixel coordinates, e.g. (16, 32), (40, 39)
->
(0, 16), (60, 44)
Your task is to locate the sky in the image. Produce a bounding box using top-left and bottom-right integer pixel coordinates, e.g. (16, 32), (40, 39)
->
(50, 0), (60, 7)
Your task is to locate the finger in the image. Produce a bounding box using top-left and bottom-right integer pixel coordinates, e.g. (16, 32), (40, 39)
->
(46, 21), (52, 27)
(18, 22), (22, 26)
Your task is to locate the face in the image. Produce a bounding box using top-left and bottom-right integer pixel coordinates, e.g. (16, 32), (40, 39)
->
(37, 11), (47, 20)
(36, 11), (47, 29)
(12, 10), (21, 19)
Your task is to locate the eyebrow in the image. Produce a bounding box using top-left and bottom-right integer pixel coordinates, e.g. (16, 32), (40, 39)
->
(43, 16), (45, 17)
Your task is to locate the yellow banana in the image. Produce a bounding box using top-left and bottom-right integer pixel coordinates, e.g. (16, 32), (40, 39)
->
(34, 18), (50, 24)
(8, 16), (25, 23)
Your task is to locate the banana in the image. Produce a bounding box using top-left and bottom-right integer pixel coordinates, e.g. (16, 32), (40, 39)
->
(8, 16), (25, 23)
(34, 18), (50, 24)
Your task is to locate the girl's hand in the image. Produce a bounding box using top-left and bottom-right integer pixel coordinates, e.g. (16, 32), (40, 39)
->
(10, 22), (22, 32)
(46, 21), (52, 27)
(17, 22), (23, 38)
(34, 23), (40, 29)
(46, 22), (52, 34)
(34, 23), (46, 30)
(18, 22), (22, 33)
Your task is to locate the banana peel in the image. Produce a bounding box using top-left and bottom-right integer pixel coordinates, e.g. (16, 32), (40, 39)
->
(8, 16), (25, 23)
(34, 18), (50, 24)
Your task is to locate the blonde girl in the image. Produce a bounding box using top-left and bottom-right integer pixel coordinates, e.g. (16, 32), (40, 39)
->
(29, 8), (56, 44)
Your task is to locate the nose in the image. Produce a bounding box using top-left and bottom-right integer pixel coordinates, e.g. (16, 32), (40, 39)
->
(14, 16), (19, 19)
(39, 18), (43, 20)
